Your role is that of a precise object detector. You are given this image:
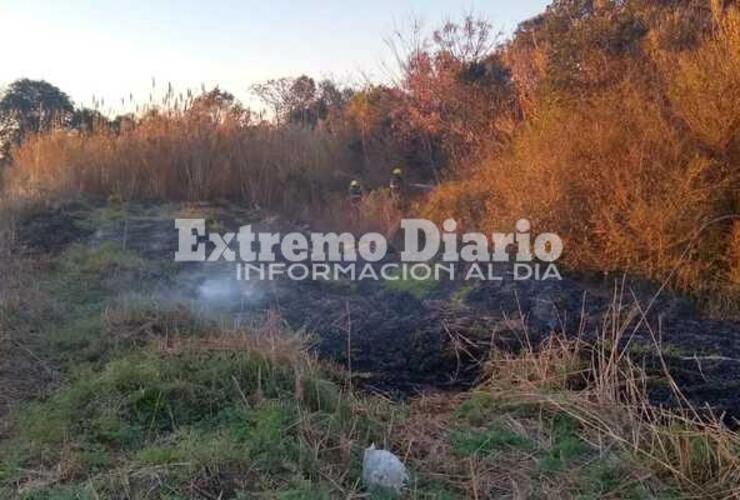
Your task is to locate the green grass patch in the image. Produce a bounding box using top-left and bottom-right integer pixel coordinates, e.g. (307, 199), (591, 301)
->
(26, 242), (165, 368)
(450, 423), (533, 456)
(539, 414), (590, 473)
(1, 340), (393, 498)
(455, 391), (498, 426)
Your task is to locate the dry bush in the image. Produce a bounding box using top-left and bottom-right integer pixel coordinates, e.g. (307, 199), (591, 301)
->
(155, 312), (314, 372)
(310, 188), (403, 242)
(428, 82), (728, 282)
(658, 7), (740, 154)
(423, 8), (740, 307)
(350, 188), (403, 237)
(730, 221), (740, 288)
(5, 108), (352, 217)
(418, 177), (489, 230)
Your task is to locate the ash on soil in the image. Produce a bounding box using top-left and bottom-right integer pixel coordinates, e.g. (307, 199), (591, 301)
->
(13, 201), (740, 420)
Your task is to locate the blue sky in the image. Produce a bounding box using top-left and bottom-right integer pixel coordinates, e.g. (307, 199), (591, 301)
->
(0, 0), (549, 113)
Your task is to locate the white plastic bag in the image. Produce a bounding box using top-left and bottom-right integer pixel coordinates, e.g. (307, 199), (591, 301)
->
(362, 444), (409, 493)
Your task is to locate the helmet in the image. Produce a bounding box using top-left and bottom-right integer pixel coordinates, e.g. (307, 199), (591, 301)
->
(350, 180), (359, 187)
(392, 168), (403, 176)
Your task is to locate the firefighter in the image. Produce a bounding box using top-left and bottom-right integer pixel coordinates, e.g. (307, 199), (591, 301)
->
(348, 179), (363, 207)
(389, 167), (405, 209)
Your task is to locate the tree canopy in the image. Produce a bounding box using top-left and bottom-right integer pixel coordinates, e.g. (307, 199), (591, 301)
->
(0, 78), (74, 135)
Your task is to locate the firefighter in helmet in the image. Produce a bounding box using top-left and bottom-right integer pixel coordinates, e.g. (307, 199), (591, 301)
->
(348, 179), (363, 207)
(389, 167), (405, 209)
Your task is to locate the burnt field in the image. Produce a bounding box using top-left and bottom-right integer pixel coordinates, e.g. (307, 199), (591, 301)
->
(0, 197), (738, 498)
(11, 199), (740, 420)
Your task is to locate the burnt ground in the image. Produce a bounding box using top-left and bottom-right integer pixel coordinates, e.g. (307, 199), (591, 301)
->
(13, 201), (95, 253)
(10, 199), (740, 422)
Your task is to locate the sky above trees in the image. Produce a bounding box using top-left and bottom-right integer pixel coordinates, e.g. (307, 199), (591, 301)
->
(0, 0), (548, 114)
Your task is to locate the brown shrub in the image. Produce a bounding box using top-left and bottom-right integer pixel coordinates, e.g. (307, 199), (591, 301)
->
(659, 7), (740, 154)
(423, 7), (740, 307)
(5, 107), (353, 217)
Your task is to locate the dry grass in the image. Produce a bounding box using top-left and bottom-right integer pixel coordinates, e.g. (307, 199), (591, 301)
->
(5, 104), (354, 217)
(495, 295), (740, 496)
(393, 285), (740, 498)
